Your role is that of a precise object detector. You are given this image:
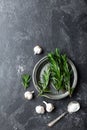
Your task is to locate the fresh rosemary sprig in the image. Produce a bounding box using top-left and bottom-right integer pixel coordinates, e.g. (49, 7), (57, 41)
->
(38, 68), (50, 96)
(22, 74), (31, 89)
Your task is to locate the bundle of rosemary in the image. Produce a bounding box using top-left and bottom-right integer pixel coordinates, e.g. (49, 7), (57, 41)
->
(38, 48), (73, 96)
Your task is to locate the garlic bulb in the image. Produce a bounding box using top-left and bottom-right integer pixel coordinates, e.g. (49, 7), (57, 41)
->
(33, 45), (42, 55)
(24, 91), (34, 100)
(35, 105), (45, 114)
(43, 101), (54, 112)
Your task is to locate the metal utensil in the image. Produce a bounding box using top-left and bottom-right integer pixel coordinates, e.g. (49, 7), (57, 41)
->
(47, 101), (80, 127)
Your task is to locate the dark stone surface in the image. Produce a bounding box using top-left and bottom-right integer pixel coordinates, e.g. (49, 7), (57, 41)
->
(0, 0), (87, 130)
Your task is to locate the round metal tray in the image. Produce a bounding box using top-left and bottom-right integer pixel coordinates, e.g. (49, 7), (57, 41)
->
(32, 56), (78, 100)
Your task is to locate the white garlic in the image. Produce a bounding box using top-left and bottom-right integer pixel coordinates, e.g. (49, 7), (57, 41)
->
(35, 105), (45, 114)
(24, 91), (34, 100)
(43, 101), (54, 112)
(33, 45), (42, 55)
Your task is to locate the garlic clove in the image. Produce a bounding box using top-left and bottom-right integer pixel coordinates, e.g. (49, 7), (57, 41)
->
(35, 105), (45, 114)
(46, 103), (54, 112)
(33, 45), (42, 55)
(24, 91), (34, 100)
(43, 101), (54, 112)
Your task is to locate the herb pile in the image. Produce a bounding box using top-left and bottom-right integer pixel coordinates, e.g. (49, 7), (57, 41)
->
(38, 49), (73, 96)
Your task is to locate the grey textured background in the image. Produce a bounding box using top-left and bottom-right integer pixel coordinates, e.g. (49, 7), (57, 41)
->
(0, 0), (87, 130)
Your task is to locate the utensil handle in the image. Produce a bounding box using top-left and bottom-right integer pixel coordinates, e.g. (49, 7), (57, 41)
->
(47, 112), (67, 127)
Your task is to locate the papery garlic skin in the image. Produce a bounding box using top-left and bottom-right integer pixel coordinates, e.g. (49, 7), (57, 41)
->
(43, 101), (54, 112)
(24, 91), (34, 100)
(33, 45), (42, 55)
(35, 105), (45, 114)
